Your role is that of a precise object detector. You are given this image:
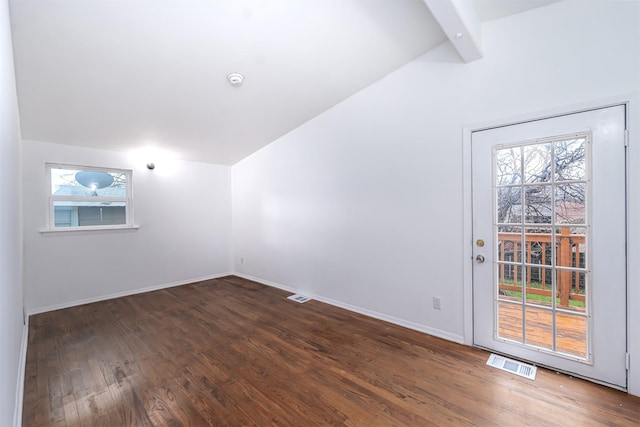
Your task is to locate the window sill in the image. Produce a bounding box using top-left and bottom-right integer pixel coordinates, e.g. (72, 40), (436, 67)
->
(39, 225), (140, 235)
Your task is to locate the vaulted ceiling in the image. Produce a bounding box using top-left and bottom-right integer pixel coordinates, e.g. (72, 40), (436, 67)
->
(9, 0), (557, 165)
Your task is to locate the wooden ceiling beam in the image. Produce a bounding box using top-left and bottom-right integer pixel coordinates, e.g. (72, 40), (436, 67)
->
(423, 0), (483, 63)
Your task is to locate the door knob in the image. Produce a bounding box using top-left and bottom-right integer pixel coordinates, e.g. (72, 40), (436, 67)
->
(476, 254), (485, 263)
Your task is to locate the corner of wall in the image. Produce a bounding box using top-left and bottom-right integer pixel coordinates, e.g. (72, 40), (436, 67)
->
(13, 320), (28, 427)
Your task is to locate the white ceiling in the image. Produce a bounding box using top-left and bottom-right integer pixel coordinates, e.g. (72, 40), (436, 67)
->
(9, 0), (558, 165)
(471, 0), (558, 21)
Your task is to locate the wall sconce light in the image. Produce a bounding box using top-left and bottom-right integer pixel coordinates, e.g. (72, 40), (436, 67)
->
(147, 162), (155, 170)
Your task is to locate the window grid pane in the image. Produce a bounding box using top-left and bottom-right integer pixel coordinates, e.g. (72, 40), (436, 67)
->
(493, 134), (589, 360)
(48, 164), (132, 229)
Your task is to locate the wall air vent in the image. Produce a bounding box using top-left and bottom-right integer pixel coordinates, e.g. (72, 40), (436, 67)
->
(287, 294), (311, 303)
(486, 353), (537, 380)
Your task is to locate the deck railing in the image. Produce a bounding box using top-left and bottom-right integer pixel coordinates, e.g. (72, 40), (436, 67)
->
(498, 227), (585, 308)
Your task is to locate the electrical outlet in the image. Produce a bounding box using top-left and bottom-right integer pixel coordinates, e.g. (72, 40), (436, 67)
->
(240, 257), (244, 265)
(433, 297), (441, 310)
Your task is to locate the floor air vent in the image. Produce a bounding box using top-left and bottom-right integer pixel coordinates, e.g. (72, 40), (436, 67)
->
(287, 294), (311, 303)
(486, 353), (537, 380)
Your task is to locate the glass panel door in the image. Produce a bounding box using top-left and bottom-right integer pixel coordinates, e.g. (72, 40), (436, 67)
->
(494, 136), (589, 360)
(472, 105), (627, 389)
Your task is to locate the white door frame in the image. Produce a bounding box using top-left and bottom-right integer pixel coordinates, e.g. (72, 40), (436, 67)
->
(461, 93), (640, 395)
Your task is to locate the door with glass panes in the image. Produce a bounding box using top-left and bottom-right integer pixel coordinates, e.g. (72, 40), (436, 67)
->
(472, 106), (627, 389)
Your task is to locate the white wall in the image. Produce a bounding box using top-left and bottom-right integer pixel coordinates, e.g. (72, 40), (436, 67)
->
(232, 1), (640, 392)
(0, 0), (25, 425)
(23, 140), (232, 312)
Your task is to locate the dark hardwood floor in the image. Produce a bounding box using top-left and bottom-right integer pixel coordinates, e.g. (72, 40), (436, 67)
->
(23, 276), (640, 426)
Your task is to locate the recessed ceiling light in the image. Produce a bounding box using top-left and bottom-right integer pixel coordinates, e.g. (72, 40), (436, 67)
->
(227, 73), (244, 86)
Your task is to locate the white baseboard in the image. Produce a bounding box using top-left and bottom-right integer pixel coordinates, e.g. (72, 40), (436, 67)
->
(26, 272), (234, 316)
(234, 273), (465, 345)
(14, 319), (28, 427)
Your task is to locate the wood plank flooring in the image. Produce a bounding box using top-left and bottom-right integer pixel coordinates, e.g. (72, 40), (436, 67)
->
(23, 276), (640, 426)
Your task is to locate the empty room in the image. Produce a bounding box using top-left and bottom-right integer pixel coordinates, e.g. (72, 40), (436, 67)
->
(2, 0), (640, 425)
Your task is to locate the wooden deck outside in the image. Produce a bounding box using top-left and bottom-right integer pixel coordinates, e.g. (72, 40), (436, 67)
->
(498, 301), (587, 358)
(498, 227), (587, 307)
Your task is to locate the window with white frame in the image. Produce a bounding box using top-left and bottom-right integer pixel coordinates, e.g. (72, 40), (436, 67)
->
(47, 164), (133, 230)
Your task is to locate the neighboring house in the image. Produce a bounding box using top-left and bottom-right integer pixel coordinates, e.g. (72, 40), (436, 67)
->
(52, 185), (126, 227)
(500, 200), (586, 225)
